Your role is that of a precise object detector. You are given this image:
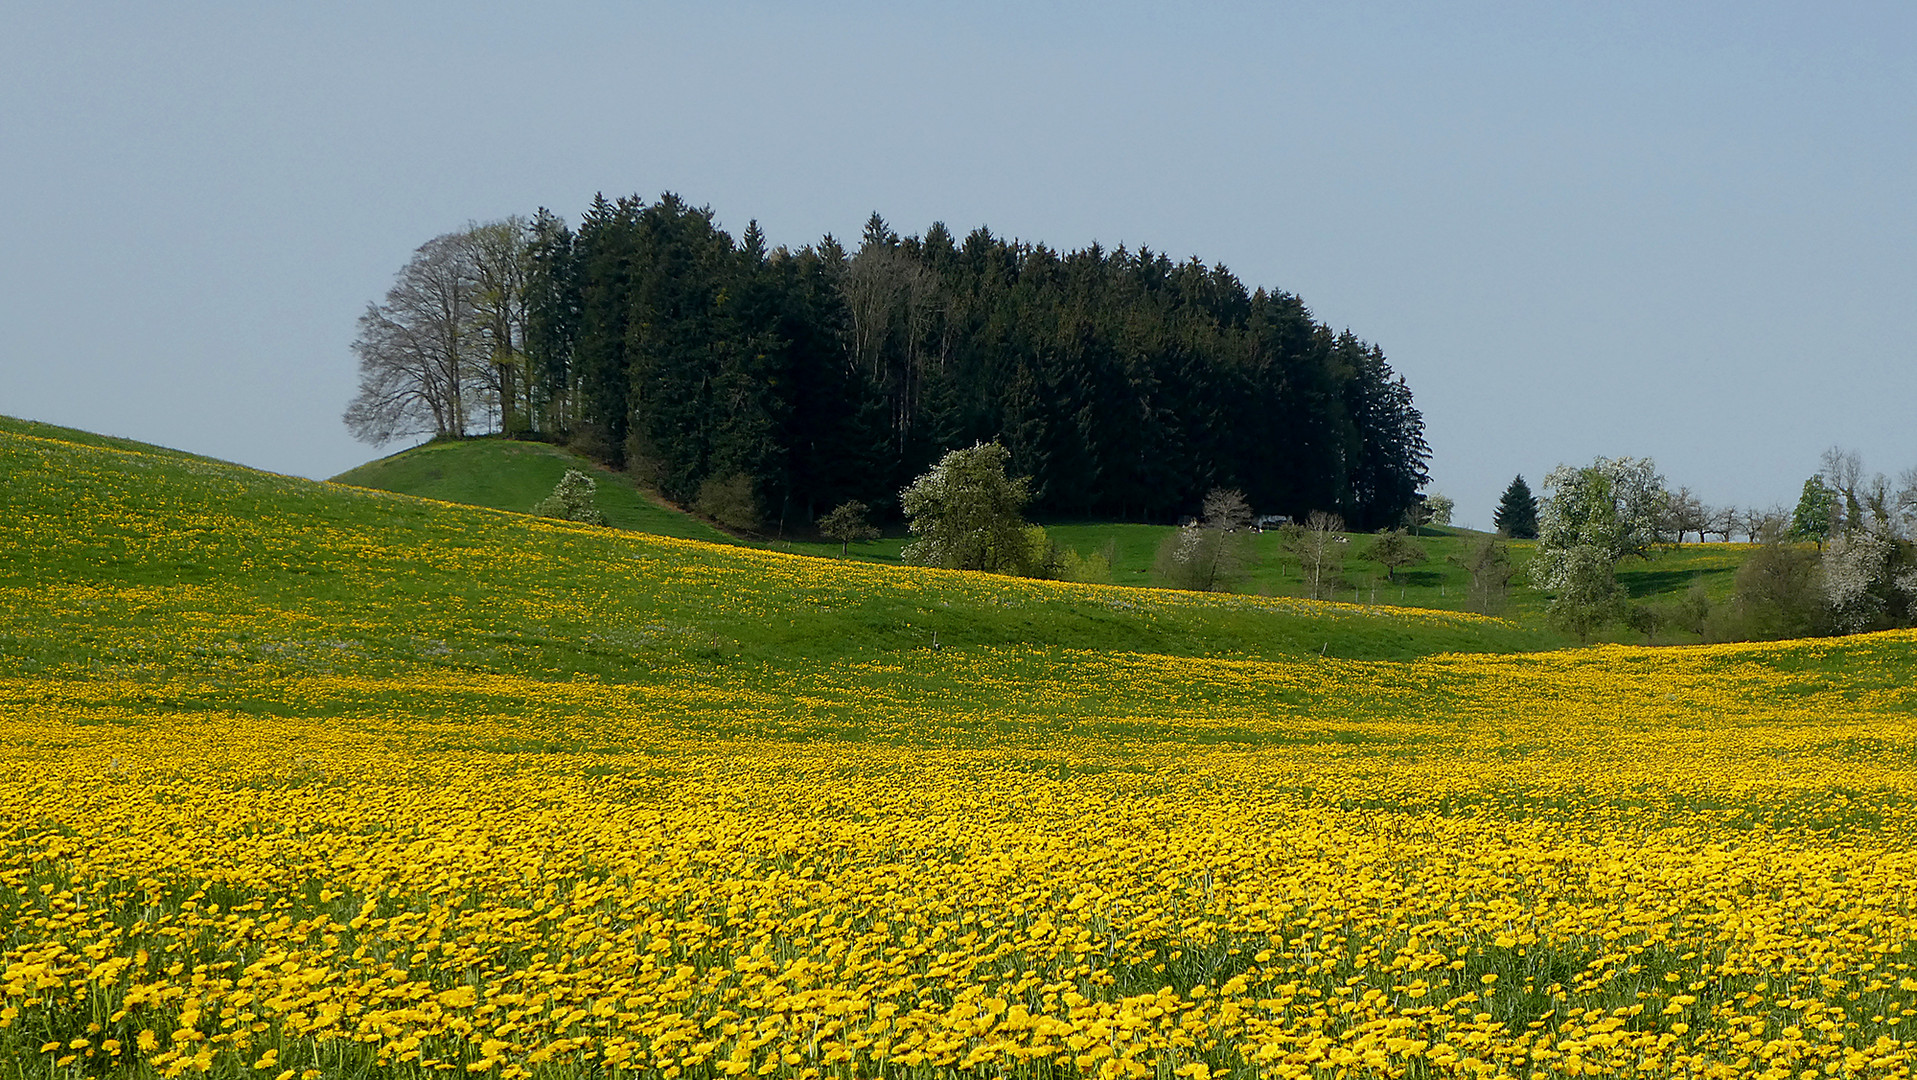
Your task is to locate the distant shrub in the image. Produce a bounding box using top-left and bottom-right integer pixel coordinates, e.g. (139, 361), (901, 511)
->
(533, 469), (607, 526)
(567, 423), (616, 466)
(1060, 547), (1113, 584)
(1645, 578), (1713, 641)
(1021, 526), (1064, 581)
(696, 473), (763, 533)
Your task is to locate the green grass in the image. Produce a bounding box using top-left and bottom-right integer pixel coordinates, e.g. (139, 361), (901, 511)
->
(4, 415), (1916, 1080)
(0, 415), (237, 466)
(1, 420), (1548, 703)
(332, 437), (734, 544)
(788, 519), (1752, 638)
(329, 435), (1758, 642)
(0, 420), (1735, 662)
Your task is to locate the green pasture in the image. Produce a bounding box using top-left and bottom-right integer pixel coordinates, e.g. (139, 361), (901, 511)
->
(3, 415), (1914, 1080)
(332, 436), (734, 544)
(332, 435), (1749, 637)
(6, 420), (1757, 659)
(0, 421), (1552, 710)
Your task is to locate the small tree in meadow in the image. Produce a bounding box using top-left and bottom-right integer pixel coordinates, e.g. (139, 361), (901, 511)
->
(533, 469), (606, 526)
(1282, 511), (1346, 600)
(1493, 475), (1539, 539)
(1449, 534), (1514, 614)
(1792, 475), (1836, 550)
(817, 500), (880, 556)
(900, 442), (1034, 574)
(1365, 529), (1427, 583)
(1156, 488), (1257, 592)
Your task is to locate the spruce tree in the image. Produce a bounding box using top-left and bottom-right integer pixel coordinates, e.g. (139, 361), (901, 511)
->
(1494, 475), (1539, 539)
(571, 194), (640, 462)
(524, 207), (579, 436)
(1791, 475), (1835, 549)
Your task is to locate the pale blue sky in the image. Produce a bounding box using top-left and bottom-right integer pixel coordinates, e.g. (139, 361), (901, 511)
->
(4, 2), (1912, 528)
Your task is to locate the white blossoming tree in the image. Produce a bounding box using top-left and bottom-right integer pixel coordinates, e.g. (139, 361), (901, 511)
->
(900, 442), (1034, 574)
(533, 468), (607, 526)
(1529, 456), (1667, 634)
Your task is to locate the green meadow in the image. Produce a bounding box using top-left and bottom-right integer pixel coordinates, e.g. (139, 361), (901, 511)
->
(328, 435), (1750, 636)
(5, 417), (1915, 1080)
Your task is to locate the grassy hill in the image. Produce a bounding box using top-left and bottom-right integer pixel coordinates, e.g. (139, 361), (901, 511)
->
(5, 418), (1914, 1079)
(332, 437), (734, 544)
(786, 524), (1753, 620)
(2, 422), (1545, 693)
(345, 436), (1753, 632)
(0, 414), (242, 465)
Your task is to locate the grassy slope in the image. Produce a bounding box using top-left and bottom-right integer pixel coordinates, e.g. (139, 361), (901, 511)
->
(333, 436), (1750, 631)
(4, 418), (1897, 747)
(0, 414), (238, 465)
(780, 522), (1749, 629)
(0, 425), (1544, 695)
(8, 420), (1917, 1079)
(332, 437), (735, 544)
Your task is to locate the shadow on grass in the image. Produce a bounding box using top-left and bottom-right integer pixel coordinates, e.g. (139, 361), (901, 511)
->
(1618, 566), (1733, 599)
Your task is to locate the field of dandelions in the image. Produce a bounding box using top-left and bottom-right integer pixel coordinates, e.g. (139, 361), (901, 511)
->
(4, 423), (1917, 1080)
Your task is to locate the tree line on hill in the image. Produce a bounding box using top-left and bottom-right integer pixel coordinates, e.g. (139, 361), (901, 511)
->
(344, 195), (1430, 533)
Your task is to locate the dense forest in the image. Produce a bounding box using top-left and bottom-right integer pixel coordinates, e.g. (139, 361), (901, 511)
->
(346, 194), (1429, 532)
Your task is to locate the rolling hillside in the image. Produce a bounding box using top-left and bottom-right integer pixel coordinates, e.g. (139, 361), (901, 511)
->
(2, 421), (1544, 690)
(332, 437), (734, 545)
(5, 418), (1915, 1079)
(334, 435), (1755, 629)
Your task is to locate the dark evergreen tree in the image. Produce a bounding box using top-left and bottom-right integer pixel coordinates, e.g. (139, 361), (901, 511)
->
(706, 219), (795, 524)
(623, 194), (747, 504)
(791, 239), (889, 516)
(1339, 339), (1431, 531)
(524, 207), (579, 437)
(572, 193), (641, 462)
(1494, 475), (1540, 539)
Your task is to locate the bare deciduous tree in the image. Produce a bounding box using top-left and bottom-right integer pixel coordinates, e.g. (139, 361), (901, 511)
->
(1156, 488), (1257, 591)
(1705, 504), (1737, 543)
(1283, 511), (1346, 600)
(1449, 534), (1514, 614)
(1821, 446), (1866, 535)
(1739, 506), (1786, 543)
(1662, 486), (1708, 544)
(344, 222), (533, 447)
(839, 227), (944, 449)
(1201, 488), (1253, 533)
(1897, 468), (1917, 537)
(344, 232), (484, 444)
